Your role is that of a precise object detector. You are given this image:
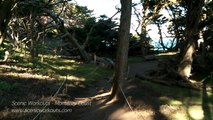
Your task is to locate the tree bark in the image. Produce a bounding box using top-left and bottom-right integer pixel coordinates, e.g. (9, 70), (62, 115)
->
(29, 10), (36, 60)
(109, 0), (132, 100)
(140, 30), (148, 56)
(178, 0), (204, 79)
(0, 0), (14, 46)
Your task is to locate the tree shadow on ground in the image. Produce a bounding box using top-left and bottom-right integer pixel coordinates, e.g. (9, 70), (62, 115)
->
(0, 74), (90, 120)
(122, 78), (211, 120)
(123, 79), (170, 120)
(72, 78), (169, 120)
(125, 78), (213, 120)
(202, 82), (212, 120)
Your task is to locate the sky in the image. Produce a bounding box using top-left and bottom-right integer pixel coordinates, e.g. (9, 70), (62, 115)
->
(74, 0), (120, 18)
(75, 0), (142, 35)
(74, 0), (171, 43)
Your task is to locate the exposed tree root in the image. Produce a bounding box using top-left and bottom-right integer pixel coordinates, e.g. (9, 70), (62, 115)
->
(135, 73), (201, 90)
(135, 57), (202, 90)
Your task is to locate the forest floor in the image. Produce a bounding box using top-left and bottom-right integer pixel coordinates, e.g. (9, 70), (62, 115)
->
(68, 59), (213, 120)
(0, 53), (213, 120)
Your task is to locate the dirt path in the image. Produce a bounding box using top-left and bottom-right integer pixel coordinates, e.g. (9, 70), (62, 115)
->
(129, 60), (158, 77)
(2, 54), (211, 120)
(4, 59), (201, 120)
(1, 60), (175, 120)
(67, 60), (160, 120)
(75, 60), (207, 120)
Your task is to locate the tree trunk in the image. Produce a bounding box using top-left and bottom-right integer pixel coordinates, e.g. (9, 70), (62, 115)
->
(44, 9), (91, 63)
(109, 0), (132, 100)
(0, 31), (5, 45)
(178, 0), (204, 79)
(140, 31), (147, 57)
(66, 31), (91, 62)
(157, 23), (166, 51)
(0, 0), (14, 46)
(29, 10), (37, 60)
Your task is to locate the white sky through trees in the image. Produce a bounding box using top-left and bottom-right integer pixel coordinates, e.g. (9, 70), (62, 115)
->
(75, 0), (172, 46)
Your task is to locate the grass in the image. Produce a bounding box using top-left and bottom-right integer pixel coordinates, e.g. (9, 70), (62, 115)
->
(0, 51), (113, 119)
(128, 56), (144, 63)
(128, 52), (178, 63)
(1, 52), (113, 86)
(139, 80), (213, 120)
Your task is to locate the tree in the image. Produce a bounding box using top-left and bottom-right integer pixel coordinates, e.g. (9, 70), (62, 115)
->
(45, 9), (92, 62)
(200, 1), (213, 71)
(3, 0), (54, 59)
(152, 15), (169, 51)
(178, 0), (204, 79)
(0, 0), (15, 45)
(4, 0), (93, 62)
(133, 0), (169, 56)
(84, 16), (118, 56)
(166, 4), (186, 52)
(109, 0), (132, 100)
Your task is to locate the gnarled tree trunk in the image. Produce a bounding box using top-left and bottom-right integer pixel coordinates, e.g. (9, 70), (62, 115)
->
(44, 9), (91, 62)
(178, 0), (204, 79)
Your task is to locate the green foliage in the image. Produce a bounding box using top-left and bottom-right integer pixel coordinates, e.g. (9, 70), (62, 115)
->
(0, 81), (19, 91)
(64, 3), (94, 27)
(66, 15), (119, 57)
(6, 0), (96, 60)
(15, 0), (52, 17)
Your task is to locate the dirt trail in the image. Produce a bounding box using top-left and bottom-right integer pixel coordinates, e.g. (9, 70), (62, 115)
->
(67, 60), (160, 120)
(129, 61), (158, 77)
(2, 56), (209, 120)
(0, 60), (160, 120)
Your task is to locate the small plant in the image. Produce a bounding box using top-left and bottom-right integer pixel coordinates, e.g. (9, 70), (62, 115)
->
(0, 81), (19, 91)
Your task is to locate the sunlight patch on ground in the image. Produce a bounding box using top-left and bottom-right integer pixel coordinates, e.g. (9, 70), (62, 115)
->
(0, 65), (12, 69)
(134, 109), (155, 120)
(160, 105), (188, 120)
(169, 100), (183, 106)
(170, 111), (188, 120)
(0, 65), (30, 72)
(66, 75), (85, 81)
(0, 71), (85, 81)
(188, 106), (204, 120)
(153, 96), (203, 120)
(156, 52), (178, 56)
(159, 96), (183, 106)
(1, 53), (112, 85)
(108, 102), (206, 120)
(108, 104), (155, 120)
(0, 72), (50, 80)
(57, 66), (75, 70)
(207, 91), (213, 96)
(135, 80), (211, 120)
(158, 96), (206, 120)
(108, 108), (153, 120)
